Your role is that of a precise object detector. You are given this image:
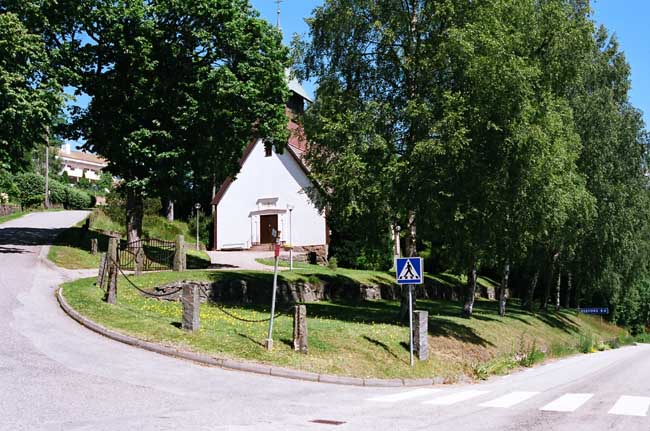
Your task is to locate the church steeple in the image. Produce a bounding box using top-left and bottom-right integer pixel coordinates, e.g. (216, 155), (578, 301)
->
(275, 0), (283, 31)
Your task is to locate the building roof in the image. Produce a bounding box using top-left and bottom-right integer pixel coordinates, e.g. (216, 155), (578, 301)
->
(58, 148), (107, 167)
(286, 69), (313, 103)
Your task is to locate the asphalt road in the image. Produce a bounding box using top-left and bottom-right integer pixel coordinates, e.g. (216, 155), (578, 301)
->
(1, 211), (650, 431)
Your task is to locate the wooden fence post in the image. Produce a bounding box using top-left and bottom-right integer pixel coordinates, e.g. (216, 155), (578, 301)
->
(104, 237), (119, 304)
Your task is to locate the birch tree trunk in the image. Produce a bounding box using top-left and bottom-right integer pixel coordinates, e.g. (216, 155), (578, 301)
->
(526, 270), (539, 311)
(499, 262), (510, 316)
(164, 199), (174, 222)
(542, 252), (559, 311)
(554, 263), (562, 311)
(462, 263), (477, 318)
(565, 271), (572, 308)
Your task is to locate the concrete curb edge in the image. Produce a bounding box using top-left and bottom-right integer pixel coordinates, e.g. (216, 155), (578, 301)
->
(56, 287), (441, 388)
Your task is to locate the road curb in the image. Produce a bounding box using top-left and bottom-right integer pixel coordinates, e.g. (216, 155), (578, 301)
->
(56, 287), (441, 388)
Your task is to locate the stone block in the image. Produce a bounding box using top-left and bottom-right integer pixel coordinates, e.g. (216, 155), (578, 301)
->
(181, 284), (200, 332)
(173, 235), (186, 272)
(413, 310), (429, 361)
(293, 305), (308, 354)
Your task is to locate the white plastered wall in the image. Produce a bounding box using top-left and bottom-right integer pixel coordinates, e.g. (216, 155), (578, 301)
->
(216, 139), (326, 249)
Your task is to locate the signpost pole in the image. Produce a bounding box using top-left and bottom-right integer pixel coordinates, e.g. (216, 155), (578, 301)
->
(266, 240), (281, 350)
(408, 284), (414, 367)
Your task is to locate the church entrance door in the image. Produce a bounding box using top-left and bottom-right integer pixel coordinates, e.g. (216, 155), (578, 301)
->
(260, 214), (278, 244)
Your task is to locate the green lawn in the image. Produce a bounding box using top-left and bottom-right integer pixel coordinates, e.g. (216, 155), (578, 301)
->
(61, 269), (628, 380)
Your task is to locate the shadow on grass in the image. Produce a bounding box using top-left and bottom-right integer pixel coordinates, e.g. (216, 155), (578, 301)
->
(238, 332), (264, 347)
(363, 335), (408, 364)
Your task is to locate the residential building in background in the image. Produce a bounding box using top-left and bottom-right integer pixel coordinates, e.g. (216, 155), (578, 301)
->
(57, 144), (108, 183)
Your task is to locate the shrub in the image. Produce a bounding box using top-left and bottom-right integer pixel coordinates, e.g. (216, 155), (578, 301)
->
(48, 180), (68, 206)
(327, 256), (338, 271)
(578, 332), (595, 353)
(0, 170), (18, 200)
(65, 187), (92, 209)
(14, 172), (46, 208)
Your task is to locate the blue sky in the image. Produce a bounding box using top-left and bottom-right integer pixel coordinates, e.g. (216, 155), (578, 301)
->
(251, 0), (650, 127)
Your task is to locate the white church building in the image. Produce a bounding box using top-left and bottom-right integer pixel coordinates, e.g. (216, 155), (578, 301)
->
(211, 76), (329, 260)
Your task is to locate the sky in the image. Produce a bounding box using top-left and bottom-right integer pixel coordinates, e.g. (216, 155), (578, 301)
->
(251, 0), (650, 127)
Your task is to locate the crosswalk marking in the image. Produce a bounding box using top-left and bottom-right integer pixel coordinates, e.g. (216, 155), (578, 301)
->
(479, 391), (540, 408)
(540, 393), (593, 412)
(608, 396), (650, 417)
(367, 389), (442, 403)
(423, 390), (490, 406)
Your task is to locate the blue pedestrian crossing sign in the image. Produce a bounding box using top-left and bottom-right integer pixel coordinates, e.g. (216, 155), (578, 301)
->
(395, 257), (423, 285)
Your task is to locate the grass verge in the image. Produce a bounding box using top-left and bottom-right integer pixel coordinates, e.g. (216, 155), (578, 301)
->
(61, 269), (628, 380)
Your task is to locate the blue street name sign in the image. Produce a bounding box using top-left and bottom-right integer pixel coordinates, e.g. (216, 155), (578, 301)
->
(578, 307), (609, 315)
(395, 257), (424, 285)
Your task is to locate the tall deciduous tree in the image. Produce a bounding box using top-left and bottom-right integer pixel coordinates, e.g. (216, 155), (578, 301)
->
(0, 11), (62, 171)
(54, 0), (289, 242)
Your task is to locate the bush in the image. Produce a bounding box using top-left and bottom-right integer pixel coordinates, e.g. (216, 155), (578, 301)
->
(49, 180), (68, 206)
(14, 172), (45, 208)
(0, 170), (18, 201)
(65, 187), (92, 209)
(578, 333), (595, 353)
(327, 256), (338, 271)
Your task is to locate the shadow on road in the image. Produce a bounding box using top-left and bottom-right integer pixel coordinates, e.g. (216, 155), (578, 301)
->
(0, 227), (67, 248)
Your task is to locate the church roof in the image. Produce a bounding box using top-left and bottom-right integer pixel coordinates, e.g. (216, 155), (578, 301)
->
(286, 69), (313, 103)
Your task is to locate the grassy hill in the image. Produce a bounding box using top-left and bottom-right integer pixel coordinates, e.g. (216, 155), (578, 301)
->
(60, 267), (629, 381)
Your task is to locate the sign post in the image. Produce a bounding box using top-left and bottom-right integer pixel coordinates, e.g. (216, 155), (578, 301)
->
(395, 257), (423, 367)
(265, 230), (281, 350)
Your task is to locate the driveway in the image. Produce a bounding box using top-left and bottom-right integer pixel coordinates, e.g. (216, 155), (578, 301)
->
(2, 211), (650, 430)
(206, 250), (291, 271)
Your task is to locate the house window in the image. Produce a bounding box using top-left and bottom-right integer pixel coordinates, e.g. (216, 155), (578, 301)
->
(264, 142), (272, 157)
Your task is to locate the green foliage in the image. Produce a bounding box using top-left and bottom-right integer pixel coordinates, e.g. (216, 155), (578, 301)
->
(578, 333), (595, 353)
(0, 12), (62, 171)
(327, 256), (338, 271)
(12, 172), (92, 209)
(14, 172), (45, 208)
(0, 170), (18, 200)
(65, 187), (92, 209)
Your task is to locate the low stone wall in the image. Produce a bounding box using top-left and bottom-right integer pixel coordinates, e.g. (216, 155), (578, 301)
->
(0, 204), (20, 217)
(147, 276), (463, 305)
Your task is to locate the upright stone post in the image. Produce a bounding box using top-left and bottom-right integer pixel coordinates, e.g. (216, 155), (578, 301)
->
(173, 235), (186, 272)
(181, 284), (200, 332)
(293, 305), (308, 354)
(413, 310), (429, 361)
(90, 238), (98, 255)
(104, 237), (119, 304)
(97, 253), (107, 289)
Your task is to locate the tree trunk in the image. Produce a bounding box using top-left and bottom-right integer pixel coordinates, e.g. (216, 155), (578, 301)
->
(526, 270), (539, 311)
(462, 263), (477, 318)
(499, 262), (510, 316)
(554, 263), (562, 311)
(126, 189), (144, 244)
(164, 198), (174, 221)
(542, 252), (559, 311)
(399, 210), (417, 322)
(212, 177), (217, 215)
(565, 270), (572, 308)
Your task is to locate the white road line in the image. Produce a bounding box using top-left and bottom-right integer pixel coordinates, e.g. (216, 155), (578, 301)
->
(608, 396), (650, 417)
(423, 390), (490, 406)
(367, 389), (442, 403)
(479, 391), (540, 408)
(540, 393), (593, 412)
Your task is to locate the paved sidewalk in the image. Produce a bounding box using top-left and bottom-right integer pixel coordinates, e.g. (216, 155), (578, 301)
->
(206, 250), (290, 271)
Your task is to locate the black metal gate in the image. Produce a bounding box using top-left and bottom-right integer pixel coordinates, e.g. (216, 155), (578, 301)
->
(118, 238), (175, 272)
